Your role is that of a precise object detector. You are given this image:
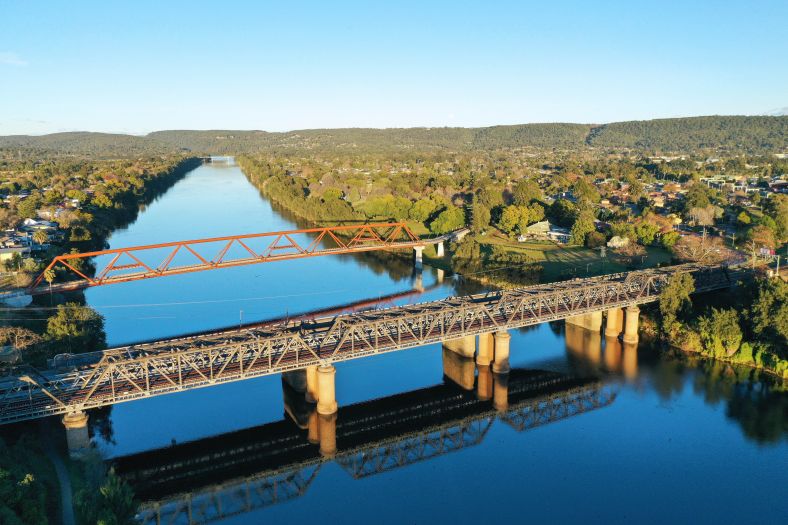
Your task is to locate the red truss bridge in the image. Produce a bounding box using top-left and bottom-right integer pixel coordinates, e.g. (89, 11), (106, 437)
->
(27, 222), (452, 295)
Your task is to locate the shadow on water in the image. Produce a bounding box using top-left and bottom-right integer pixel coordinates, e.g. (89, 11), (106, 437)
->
(112, 366), (614, 524)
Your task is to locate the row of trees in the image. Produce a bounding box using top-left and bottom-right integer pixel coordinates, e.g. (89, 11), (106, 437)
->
(658, 274), (788, 378)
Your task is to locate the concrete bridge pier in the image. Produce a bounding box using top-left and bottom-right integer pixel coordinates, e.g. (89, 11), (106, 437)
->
(476, 364), (493, 401)
(443, 335), (476, 359)
(316, 364), (338, 415)
(413, 246), (424, 270)
(62, 411), (90, 458)
(566, 311), (603, 332)
(442, 348), (475, 390)
(493, 372), (509, 412)
(305, 365), (318, 403)
(492, 331), (511, 374)
(623, 306), (640, 344)
(436, 241), (445, 258)
(605, 308), (624, 338)
(476, 333), (494, 367)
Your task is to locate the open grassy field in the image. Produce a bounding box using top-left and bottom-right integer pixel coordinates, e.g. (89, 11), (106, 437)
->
(478, 234), (674, 281)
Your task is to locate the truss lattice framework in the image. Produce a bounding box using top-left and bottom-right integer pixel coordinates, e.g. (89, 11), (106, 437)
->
(135, 463), (322, 525)
(135, 383), (614, 525)
(0, 263), (737, 424)
(30, 222), (423, 294)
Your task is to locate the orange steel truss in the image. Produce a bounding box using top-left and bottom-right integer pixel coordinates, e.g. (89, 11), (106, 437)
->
(31, 222), (421, 294)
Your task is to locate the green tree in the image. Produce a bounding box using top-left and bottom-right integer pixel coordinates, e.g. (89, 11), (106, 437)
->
(569, 209), (595, 245)
(46, 303), (106, 353)
(548, 198), (576, 228)
(429, 206), (465, 234)
(497, 206), (522, 235)
(511, 179), (542, 206)
(635, 221), (660, 245)
(409, 198), (439, 223)
(661, 230), (681, 249)
(659, 273), (695, 334)
(698, 308), (743, 358)
(470, 202), (491, 233)
(749, 278), (788, 347)
(737, 211), (751, 225)
(32, 230), (48, 246)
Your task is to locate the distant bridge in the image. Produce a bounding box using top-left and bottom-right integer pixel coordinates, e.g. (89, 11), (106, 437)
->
(113, 369), (614, 525)
(0, 262), (737, 425)
(24, 222), (462, 295)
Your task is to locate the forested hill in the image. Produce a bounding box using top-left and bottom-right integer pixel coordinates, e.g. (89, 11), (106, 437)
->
(1, 116), (786, 156)
(0, 131), (169, 157)
(590, 116), (788, 153)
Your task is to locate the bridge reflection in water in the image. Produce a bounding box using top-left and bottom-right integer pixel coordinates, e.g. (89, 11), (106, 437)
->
(115, 366), (616, 525)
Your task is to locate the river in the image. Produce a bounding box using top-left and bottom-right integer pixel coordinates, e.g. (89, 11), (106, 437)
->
(84, 159), (786, 524)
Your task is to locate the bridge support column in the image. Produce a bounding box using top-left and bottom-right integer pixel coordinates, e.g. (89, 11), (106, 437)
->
(476, 333), (494, 367)
(566, 311), (602, 332)
(305, 365), (318, 404)
(413, 246), (424, 270)
(623, 306), (640, 344)
(605, 308), (624, 338)
(442, 348), (475, 390)
(436, 241), (445, 258)
(476, 365), (493, 401)
(492, 331), (511, 374)
(587, 310), (603, 332)
(493, 372), (509, 412)
(62, 411), (90, 458)
(316, 364), (338, 415)
(318, 413), (337, 458)
(443, 335), (476, 358)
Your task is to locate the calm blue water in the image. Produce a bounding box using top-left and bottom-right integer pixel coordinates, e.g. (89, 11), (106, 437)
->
(86, 161), (786, 524)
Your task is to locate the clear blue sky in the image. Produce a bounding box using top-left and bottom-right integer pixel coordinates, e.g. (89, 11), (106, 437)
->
(1, 0), (786, 135)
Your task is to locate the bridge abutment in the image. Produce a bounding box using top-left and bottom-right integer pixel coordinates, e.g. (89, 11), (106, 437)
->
(62, 411), (90, 457)
(316, 364), (338, 415)
(605, 308), (624, 338)
(492, 331), (511, 374)
(623, 306), (640, 344)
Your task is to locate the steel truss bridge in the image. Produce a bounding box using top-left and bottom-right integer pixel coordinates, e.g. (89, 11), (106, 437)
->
(114, 370), (615, 525)
(0, 262), (737, 425)
(27, 222), (440, 295)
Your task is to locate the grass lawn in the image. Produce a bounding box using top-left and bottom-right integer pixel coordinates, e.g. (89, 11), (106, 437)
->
(478, 233), (673, 281)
